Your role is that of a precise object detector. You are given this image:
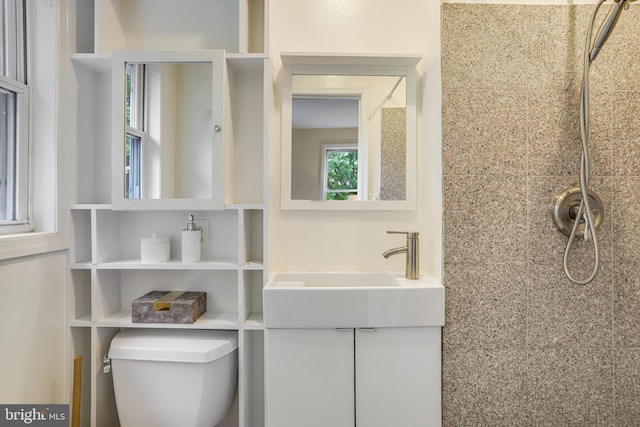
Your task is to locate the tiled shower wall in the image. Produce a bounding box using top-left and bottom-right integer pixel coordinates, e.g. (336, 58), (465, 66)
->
(380, 107), (406, 200)
(442, 3), (640, 425)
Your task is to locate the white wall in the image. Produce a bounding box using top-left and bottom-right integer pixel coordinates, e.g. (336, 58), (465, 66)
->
(269, 0), (443, 277)
(0, 252), (67, 403)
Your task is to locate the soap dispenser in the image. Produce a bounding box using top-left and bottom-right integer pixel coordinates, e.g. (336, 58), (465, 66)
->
(182, 214), (202, 263)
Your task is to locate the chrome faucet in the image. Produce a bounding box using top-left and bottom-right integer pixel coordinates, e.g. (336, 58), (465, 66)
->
(383, 231), (419, 280)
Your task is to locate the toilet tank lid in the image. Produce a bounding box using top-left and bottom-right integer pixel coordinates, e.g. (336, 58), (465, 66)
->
(108, 329), (238, 363)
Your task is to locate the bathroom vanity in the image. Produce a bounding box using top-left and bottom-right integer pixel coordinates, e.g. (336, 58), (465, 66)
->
(263, 272), (445, 427)
(266, 327), (441, 427)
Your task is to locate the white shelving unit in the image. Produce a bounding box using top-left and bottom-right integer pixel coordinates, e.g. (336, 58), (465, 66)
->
(66, 1), (269, 425)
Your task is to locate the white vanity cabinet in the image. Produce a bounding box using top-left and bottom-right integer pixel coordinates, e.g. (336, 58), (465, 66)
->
(66, 1), (269, 426)
(265, 327), (442, 427)
(266, 329), (355, 427)
(355, 327), (442, 426)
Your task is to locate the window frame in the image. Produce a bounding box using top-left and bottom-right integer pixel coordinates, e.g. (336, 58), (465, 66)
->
(0, 0), (68, 260)
(124, 126), (146, 199)
(124, 62), (146, 200)
(0, 0), (30, 234)
(0, 74), (29, 231)
(1, 0), (26, 82)
(125, 62), (145, 129)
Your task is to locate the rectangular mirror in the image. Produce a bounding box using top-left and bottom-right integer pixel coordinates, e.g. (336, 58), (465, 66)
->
(112, 50), (229, 210)
(281, 54), (420, 210)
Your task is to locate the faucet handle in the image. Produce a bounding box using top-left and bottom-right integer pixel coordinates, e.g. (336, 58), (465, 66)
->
(386, 231), (419, 239)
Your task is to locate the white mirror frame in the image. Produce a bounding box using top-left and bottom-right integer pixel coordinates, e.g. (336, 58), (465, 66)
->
(111, 50), (229, 210)
(280, 53), (420, 211)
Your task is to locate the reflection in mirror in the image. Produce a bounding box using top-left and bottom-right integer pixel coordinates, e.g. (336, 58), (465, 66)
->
(123, 62), (213, 200)
(290, 74), (406, 202)
(292, 96), (359, 200)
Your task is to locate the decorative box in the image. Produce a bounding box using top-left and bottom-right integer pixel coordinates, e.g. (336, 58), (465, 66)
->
(132, 291), (206, 324)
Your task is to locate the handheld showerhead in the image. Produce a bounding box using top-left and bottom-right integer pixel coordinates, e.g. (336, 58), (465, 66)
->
(589, 0), (635, 62)
(559, 0), (635, 284)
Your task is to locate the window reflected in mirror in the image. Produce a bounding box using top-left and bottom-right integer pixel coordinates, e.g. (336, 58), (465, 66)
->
(121, 61), (214, 200)
(290, 74), (406, 202)
(125, 63), (145, 199)
(323, 146), (358, 200)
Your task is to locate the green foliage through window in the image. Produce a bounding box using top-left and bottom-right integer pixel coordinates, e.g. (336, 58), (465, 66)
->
(325, 149), (358, 200)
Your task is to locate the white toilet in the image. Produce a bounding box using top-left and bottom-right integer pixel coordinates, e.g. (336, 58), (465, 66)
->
(108, 329), (238, 427)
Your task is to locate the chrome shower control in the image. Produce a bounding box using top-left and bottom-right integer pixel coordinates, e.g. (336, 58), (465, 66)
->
(551, 186), (604, 238)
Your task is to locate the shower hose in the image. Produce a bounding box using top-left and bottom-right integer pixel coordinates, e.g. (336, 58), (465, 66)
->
(563, 0), (604, 285)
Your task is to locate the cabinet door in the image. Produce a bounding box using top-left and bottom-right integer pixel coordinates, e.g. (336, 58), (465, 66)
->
(355, 327), (442, 427)
(266, 328), (354, 427)
(111, 50), (228, 210)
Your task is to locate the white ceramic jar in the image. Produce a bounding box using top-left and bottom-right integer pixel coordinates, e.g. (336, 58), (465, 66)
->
(140, 233), (170, 263)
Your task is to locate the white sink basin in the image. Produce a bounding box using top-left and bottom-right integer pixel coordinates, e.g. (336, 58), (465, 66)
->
(263, 271), (445, 328)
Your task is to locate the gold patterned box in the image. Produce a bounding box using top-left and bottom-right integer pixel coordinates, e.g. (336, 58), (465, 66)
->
(131, 291), (206, 324)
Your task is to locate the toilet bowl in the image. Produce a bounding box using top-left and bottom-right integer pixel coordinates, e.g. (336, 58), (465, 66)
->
(108, 329), (238, 427)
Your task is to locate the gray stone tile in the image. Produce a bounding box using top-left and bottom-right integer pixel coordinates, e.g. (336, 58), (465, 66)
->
(443, 89), (527, 176)
(614, 349), (640, 426)
(442, 348), (531, 427)
(527, 89), (581, 178)
(441, 3), (639, 425)
(443, 262), (527, 350)
(526, 5), (589, 92)
(612, 177), (640, 265)
(527, 348), (614, 426)
(612, 91), (640, 176)
(442, 4), (531, 90)
(444, 175), (528, 264)
(528, 263), (612, 349)
(527, 89), (612, 178)
(442, 4), (492, 90)
(613, 260), (640, 348)
(585, 90), (615, 177)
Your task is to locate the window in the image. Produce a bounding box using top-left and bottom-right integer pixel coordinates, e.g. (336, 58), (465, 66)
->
(125, 130), (143, 199)
(0, 0), (29, 233)
(124, 62), (146, 199)
(322, 145), (358, 200)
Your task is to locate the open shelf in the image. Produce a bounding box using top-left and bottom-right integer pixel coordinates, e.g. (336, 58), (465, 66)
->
(97, 309), (239, 329)
(69, 314), (93, 327)
(70, 53), (111, 72)
(244, 313), (264, 330)
(70, 260), (92, 269)
(74, 0), (267, 54)
(96, 259), (240, 270)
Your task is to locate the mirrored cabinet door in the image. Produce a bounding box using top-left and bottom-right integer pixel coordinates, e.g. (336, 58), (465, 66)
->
(111, 50), (230, 210)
